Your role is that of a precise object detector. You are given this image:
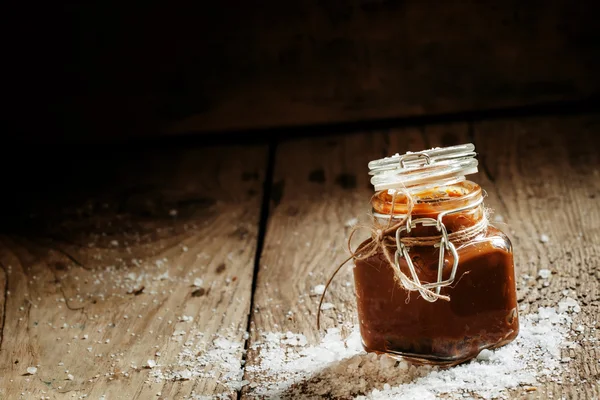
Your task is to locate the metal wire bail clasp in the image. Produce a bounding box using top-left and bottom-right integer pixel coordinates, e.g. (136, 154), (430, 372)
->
(398, 152), (432, 169)
(394, 217), (459, 301)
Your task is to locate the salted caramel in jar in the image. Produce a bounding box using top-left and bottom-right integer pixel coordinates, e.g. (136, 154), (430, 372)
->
(353, 144), (519, 365)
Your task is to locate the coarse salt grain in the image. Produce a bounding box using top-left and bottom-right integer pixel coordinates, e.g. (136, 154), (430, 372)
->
(193, 278), (203, 287)
(321, 302), (335, 310)
(540, 234), (550, 243)
(313, 285), (326, 295)
(179, 369), (192, 380)
(26, 367), (37, 375)
(538, 269), (552, 279)
(147, 360), (157, 369)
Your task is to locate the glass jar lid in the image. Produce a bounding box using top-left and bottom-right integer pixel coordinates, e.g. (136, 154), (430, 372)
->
(368, 144), (478, 192)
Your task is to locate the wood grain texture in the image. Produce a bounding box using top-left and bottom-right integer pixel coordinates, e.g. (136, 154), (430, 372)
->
(427, 116), (600, 398)
(243, 115), (600, 398)
(11, 1), (600, 140)
(0, 146), (266, 399)
(473, 116), (600, 399)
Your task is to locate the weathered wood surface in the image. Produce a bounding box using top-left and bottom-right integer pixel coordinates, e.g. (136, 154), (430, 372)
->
(241, 128), (425, 398)
(1, 115), (599, 399)
(0, 146), (267, 399)
(13, 1), (600, 140)
(243, 115), (600, 398)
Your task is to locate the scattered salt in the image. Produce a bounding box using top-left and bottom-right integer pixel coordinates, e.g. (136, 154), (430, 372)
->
(321, 303), (335, 310)
(150, 330), (245, 392)
(147, 360), (157, 369)
(313, 285), (326, 295)
(26, 367), (37, 375)
(67, 374), (74, 381)
(180, 315), (194, 323)
(245, 296), (581, 399)
(540, 234), (550, 243)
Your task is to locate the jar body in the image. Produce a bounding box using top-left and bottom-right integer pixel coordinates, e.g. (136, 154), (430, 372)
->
(354, 185), (519, 365)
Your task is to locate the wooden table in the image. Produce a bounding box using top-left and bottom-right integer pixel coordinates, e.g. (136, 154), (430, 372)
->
(0, 114), (598, 399)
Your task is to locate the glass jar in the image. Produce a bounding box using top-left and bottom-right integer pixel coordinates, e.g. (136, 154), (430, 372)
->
(352, 144), (519, 365)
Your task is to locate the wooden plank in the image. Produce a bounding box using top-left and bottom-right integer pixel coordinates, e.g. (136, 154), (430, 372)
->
(423, 117), (600, 398)
(0, 145), (267, 399)
(472, 115), (600, 399)
(12, 1), (600, 140)
(242, 128), (427, 396)
(243, 115), (600, 398)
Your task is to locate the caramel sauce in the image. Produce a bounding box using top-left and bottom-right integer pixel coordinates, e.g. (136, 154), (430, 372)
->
(353, 183), (519, 365)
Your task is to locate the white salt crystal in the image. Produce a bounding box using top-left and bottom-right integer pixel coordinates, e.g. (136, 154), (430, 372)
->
(180, 315), (193, 323)
(147, 360), (156, 369)
(558, 297), (581, 313)
(179, 369), (192, 380)
(313, 284), (326, 295)
(321, 302), (335, 310)
(110, 240), (119, 247)
(26, 367), (37, 375)
(67, 374), (74, 381)
(476, 348), (493, 361)
(493, 214), (505, 223)
(538, 269), (552, 279)
(540, 234), (550, 243)
(193, 278), (203, 287)
(169, 209), (178, 216)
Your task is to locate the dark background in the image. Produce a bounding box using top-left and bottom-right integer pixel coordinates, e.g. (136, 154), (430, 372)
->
(5, 0), (600, 144)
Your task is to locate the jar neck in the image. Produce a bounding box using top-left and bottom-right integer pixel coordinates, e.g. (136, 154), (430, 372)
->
(372, 181), (485, 235)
